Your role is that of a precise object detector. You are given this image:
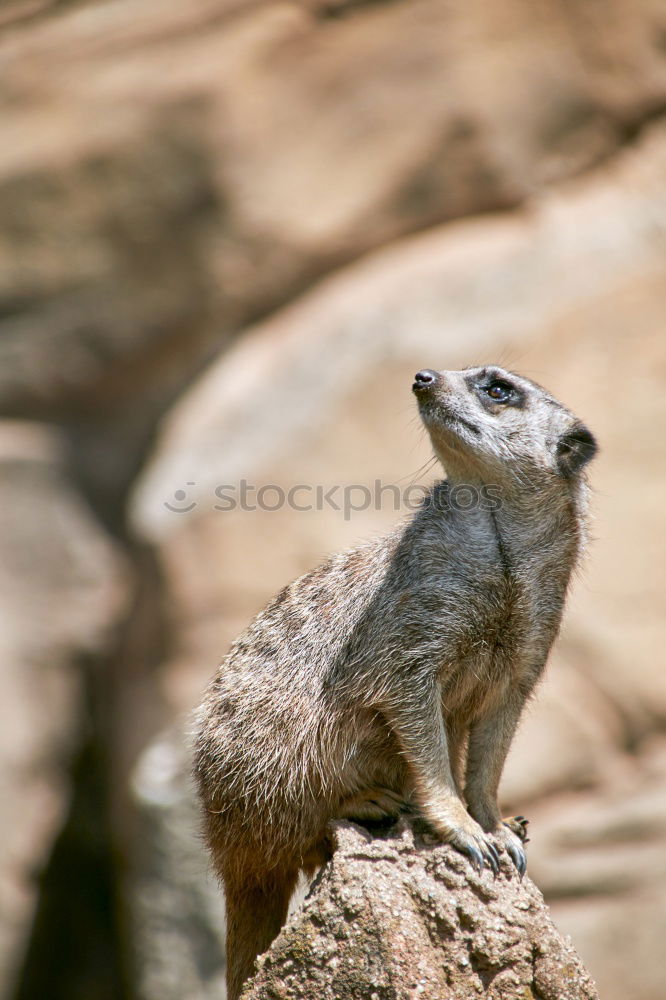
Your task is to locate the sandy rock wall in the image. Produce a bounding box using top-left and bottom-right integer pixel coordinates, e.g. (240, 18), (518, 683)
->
(0, 423), (127, 1000)
(1, 1), (665, 998)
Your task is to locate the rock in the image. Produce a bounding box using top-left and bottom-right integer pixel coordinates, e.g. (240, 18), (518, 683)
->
(243, 817), (599, 1000)
(1, 0), (665, 433)
(2, 0), (665, 996)
(553, 889), (666, 1000)
(524, 736), (666, 1000)
(131, 120), (666, 541)
(500, 653), (629, 806)
(0, 109), (225, 510)
(0, 422), (127, 1000)
(130, 728), (226, 1000)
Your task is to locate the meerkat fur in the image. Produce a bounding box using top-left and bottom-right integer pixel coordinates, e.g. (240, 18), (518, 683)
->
(193, 365), (597, 1000)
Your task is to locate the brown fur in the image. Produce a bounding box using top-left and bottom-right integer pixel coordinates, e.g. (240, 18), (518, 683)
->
(193, 366), (597, 999)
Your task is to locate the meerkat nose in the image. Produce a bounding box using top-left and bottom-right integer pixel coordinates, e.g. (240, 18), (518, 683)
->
(413, 369), (441, 392)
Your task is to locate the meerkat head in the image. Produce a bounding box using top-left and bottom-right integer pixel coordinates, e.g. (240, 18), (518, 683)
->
(412, 365), (597, 484)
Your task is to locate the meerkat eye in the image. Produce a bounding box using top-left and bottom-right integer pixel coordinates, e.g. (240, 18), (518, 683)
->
(484, 380), (513, 403)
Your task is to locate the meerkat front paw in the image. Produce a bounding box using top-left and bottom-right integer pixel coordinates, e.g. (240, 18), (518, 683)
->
(491, 820), (528, 877)
(449, 823), (501, 875)
(428, 805), (501, 875)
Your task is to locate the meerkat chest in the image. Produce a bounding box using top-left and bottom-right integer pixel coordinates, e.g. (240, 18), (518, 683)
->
(433, 576), (536, 717)
(437, 543), (570, 713)
(452, 571), (528, 662)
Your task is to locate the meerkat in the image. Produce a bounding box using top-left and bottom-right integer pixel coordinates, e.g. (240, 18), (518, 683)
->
(193, 365), (597, 1000)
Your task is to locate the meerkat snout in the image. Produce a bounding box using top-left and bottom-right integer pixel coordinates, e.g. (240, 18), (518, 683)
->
(413, 369), (441, 390)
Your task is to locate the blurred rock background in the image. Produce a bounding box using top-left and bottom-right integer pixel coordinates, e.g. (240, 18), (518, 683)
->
(0, 0), (665, 998)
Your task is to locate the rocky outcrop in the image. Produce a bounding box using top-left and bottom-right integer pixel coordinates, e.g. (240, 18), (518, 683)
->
(131, 120), (666, 538)
(1, 1), (666, 998)
(130, 728), (226, 1000)
(1, 0), (665, 441)
(0, 422), (127, 1000)
(244, 819), (599, 1000)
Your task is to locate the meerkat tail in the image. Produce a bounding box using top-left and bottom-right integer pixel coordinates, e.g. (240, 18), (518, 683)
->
(223, 863), (299, 1000)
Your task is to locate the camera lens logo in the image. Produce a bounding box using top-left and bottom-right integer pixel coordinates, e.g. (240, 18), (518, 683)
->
(164, 482), (197, 513)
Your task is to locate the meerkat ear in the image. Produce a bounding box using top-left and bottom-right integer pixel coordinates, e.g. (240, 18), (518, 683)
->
(556, 422), (597, 478)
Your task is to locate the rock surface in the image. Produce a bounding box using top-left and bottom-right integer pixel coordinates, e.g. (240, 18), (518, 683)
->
(0, 422), (127, 1000)
(1, 0), (665, 436)
(130, 728), (226, 1000)
(132, 119), (666, 538)
(1, 0), (665, 998)
(244, 818), (599, 1000)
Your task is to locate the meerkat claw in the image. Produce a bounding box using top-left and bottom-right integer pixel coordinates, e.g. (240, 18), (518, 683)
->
(506, 841), (527, 878)
(464, 844), (485, 872)
(483, 840), (500, 875)
(458, 837), (500, 875)
(492, 822), (528, 875)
